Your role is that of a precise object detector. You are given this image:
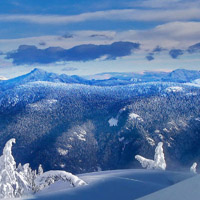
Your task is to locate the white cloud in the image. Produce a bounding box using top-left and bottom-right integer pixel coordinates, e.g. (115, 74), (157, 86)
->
(116, 21), (200, 49)
(1, 20), (200, 57)
(127, 0), (200, 9)
(1, 21), (200, 54)
(0, 8), (200, 24)
(0, 31), (116, 52)
(130, 0), (183, 8)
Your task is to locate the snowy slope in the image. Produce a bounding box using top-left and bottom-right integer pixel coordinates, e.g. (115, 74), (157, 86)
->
(137, 174), (200, 200)
(31, 169), (193, 200)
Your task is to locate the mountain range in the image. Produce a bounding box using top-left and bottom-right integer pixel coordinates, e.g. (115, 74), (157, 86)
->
(0, 68), (200, 174)
(1, 68), (200, 90)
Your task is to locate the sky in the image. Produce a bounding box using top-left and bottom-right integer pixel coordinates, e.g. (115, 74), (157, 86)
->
(0, 0), (200, 79)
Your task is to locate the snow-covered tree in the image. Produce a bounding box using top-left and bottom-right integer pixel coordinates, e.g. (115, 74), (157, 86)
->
(34, 170), (87, 192)
(0, 138), (87, 199)
(135, 142), (166, 170)
(190, 162), (197, 174)
(17, 163), (37, 191)
(38, 164), (43, 176)
(0, 139), (29, 198)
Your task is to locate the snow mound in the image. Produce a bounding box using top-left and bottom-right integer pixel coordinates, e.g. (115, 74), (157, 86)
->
(135, 142), (166, 170)
(137, 173), (200, 200)
(33, 169), (194, 200)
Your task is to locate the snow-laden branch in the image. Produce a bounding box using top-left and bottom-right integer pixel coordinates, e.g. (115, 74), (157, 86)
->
(135, 142), (166, 170)
(34, 170), (87, 192)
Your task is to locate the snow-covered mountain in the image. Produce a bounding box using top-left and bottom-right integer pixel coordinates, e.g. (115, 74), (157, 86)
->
(0, 68), (90, 91)
(1, 68), (200, 90)
(0, 69), (200, 175)
(86, 69), (200, 84)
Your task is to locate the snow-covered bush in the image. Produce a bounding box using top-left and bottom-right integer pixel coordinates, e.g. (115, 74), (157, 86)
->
(0, 138), (86, 199)
(17, 163), (37, 191)
(34, 170), (87, 192)
(135, 142), (166, 170)
(190, 162), (197, 174)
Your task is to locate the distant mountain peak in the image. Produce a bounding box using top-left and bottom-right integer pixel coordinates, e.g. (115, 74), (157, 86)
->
(172, 68), (200, 73)
(0, 68), (90, 91)
(29, 68), (47, 75)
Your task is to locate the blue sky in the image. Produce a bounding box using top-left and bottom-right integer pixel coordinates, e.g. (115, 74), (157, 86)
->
(0, 0), (200, 78)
